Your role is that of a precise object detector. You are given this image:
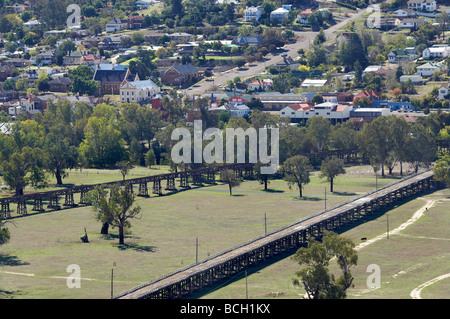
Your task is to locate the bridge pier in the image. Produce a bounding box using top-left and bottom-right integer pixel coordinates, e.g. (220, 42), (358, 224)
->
(33, 198), (44, 212)
(17, 201), (27, 215)
(138, 182), (149, 197)
(153, 179), (162, 196)
(1, 202), (11, 219)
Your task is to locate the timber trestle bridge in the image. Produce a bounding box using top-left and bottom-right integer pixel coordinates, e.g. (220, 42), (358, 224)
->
(116, 169), (442, 299)
(0, 163), (255, 219)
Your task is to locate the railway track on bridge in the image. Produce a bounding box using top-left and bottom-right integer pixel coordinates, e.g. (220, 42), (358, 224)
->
(116, 169), (442, 299)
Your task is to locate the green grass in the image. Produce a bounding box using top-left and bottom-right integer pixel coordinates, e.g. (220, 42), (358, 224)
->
(198, 188), (450, 299)
(0, 164), (436, 299)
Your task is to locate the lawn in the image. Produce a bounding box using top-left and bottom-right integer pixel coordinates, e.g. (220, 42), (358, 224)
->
(0, 164), (402, 299)
(198, 188), (450, 299)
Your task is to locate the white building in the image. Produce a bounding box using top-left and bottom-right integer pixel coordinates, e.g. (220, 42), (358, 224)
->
(23, 19), (41, 30)
(120, 79), (160, 103)
(422, 45), (450, 59)
(416, 62), (443, 77)
(280, 102), (353, 124)
(438, 83), (449, 100)
(106, 18), (127, 33)
(301, 79), (328, 88)
(229, 104), (250, 117)
(243, 6), (262, 22)
(270, 8), (289, 22)
(407, 0), (437, 12)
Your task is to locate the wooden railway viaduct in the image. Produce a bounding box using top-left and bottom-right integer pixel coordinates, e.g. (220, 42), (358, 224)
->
(115, 169), (442, 299)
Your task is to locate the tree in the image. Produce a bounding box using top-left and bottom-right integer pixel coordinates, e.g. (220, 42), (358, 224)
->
(320, 157), (346, 193)
(433, 153), (450, 187)
(282, 155), (313, 198)
(79, 116), (127, 168)
(220, 169), (241, 195)
(89, 185), (141, 245)
(306, 116), (331, 152)
(292, 231), (358, 299)
(117, 161), (133, 180)
(145, 148), (156, 169)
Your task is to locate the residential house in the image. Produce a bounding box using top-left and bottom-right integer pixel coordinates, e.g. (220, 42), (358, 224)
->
(98, 36), (125, 50)
(127, 15), (146, 29)
(6, 3), (30, 13)
(400, 74), (424, 84)
(273, 54), (300, 71)
(4, 58), (30, 67)
(168, 32), (193, 43)
(354, 89), (381, 102)
(396, 18), (424, 29)
(81, 36), (103, 49)
(244, 6), (262, 22)
(93, 66), (136, 95)
(228, 96), (248, 105)
(23, 19), (41, 30)
(407, 0), (437, 12)
(63, 50), (83, 66)
(270, 8), (289, 22)
(160, 64), (201, 86)
(247, 79), (273, 92)
(232, 37), (263, 47)
(301, 79), (328, 88)
(0, 64), (17, 81)
(422, 45), (450, 59)
(438, 83), (449, 100)
(297, 9), (314, 24)
(145, 32), (169, 44)
(257, 93), (307, 111)
(368, 18), (396, 30)
(120, 78), (160, 103)
(48, 77), (72, 92)
(105, 18), (127, 33)
(82, 54), (104, 66)
(32, 51), (57, 66)
(394, 9), (417, 18)
(387, 48), (418, 63)
(229, 104), (251, 117)
(416, 61), (443, 77)
(20, 94), (57, 115)
(280, 102), (353, 125)
(363, 65), (383, 76)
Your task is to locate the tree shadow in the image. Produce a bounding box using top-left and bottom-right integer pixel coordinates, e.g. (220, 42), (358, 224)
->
(293, 196), (322, 201)
(264, 189), (284, 193)
(0, 254), (29, 267)
(332, 191), (358, 196)
(116, 243), (156, 252)
(230, 194), (245, 197)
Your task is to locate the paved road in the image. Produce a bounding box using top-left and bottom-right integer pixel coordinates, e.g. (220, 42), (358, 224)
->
(188, 7), (369, 96)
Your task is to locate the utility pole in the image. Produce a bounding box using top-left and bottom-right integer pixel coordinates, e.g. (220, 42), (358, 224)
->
(245, 269), (248, 299)
(196, 237), (198, 263)
(386, 213), (389, 239)
(264, 212), (267, 236)
(324, 187), (327, 210)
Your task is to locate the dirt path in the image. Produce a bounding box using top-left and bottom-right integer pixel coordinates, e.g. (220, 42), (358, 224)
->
(355, 199), (437, 251)
(410, 273), (450, 299)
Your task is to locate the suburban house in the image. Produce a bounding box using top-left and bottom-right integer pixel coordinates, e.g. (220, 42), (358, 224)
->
(400, 74), (424, 84)
(247, 79), (273, 91)
(168, 32), (193, 43)
(31, 51), (56, 66)
(353, 89), (381, 102)
(422, 45), (450, 59)
(48, 77), (72, 92)
(6, 3), (30, 13)
(349, 107), (390, 129)
(270, 7), (289, 22)
(416, 61), (443, 77)
(82, 54), (104, 66)
(232, 36), (263, 47)
(363, 65), (383, 76)
(4, 58), (30, 67)
(243, 6), (262, 22)
(228, 96), (248, 105)
(396, 18), (424, 29)
(127, 15), (146, 29)
(297, 9), (314, 24)
(63, 51), (83, 65)
(160, 64), (201, 86)
(394, 9), (417, 18)
(301, 79), (328, 88)
(145, 32), (169, 44)
(93, 66), (136, 95)
(20, 94), (57, 115)
(273, 54), (300, 71)
(0, 64), (17, 81)
(280, 102), (353, 125)
(98, 36), (125, 50)
(438, 83), (449, 100)
(23, 19), (41, 30)
(257, 93), (307, 111)
(407, 0), (437, 12)
(387, 48), (418, 63)
(229, 104), (251, 117)
(105, 18), (127, 33)
(120, 78), (160, 103)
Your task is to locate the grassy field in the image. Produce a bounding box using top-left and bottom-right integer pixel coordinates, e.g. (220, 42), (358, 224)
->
(0, 164), (446, 299)
(198, 188), (450, 299)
